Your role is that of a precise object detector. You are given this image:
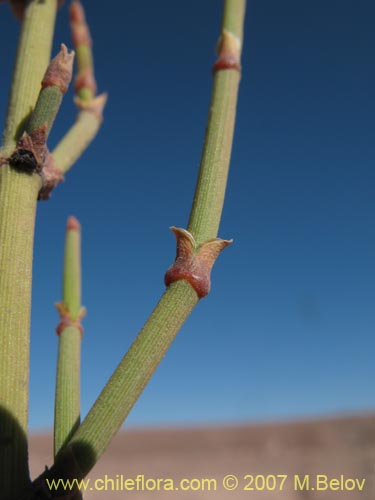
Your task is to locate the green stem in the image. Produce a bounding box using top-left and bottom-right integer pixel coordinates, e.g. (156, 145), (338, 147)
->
(27, 45), (74, 137)
(0, 167), (40, 498)
(51, 0), (107, 175)
(54, 327), (81, 457)
(70, 0), (97, 101)
(188, 0), (245, 244)
(52, 104), (106, 174)
(27, 86), (63, 136)
(65, 282), (197, 475)
(222, 0), (246, 39)
(62, 219), (82, 319)
(51, 0), (246, 481)
(0, 1), (58, 497)
(2, 0), (58, 154)
(54, 218), (83, 457)
(187, 71), (241, 243)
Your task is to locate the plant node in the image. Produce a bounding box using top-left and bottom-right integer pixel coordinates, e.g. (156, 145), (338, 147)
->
(42, 44), (75, 95)
(7, 126), (65, 199)
(212, 29), (241, 73)
(164, 227), (232, 299)
(10, 126), (48, 171)
(74, 93), (108, 121)
(55, 303), (86, 337)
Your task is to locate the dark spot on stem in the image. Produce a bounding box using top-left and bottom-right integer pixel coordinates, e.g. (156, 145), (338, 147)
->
(9, 149), (38, 173)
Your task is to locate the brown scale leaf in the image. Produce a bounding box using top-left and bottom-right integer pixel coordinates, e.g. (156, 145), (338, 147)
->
(213, 29), (241, 73)
(42, 44), (75, 95)
(164, 227), (232, 299)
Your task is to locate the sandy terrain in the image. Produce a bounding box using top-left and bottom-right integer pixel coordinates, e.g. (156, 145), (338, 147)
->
(29, 414), (375, 499)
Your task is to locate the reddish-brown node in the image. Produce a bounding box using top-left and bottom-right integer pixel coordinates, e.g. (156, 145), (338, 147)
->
(164, 227), (232, 299)
(9, 129), (64, 200)
(37, 152), (64, 200)
(212, 53), (241, 73)
(55, 303), (85, 338)
(74, 67), (97, 96)
(165, 265), (210, 299)
(42, 44), (75, 94)
(212, 30), (241, 73)
(56, 317), (84, 337)
(12, 125), (48, 172)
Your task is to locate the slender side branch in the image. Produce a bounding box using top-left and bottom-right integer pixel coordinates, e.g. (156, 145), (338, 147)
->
(8, 44), (74, 200)
(34, 0), (247, 484)
(0, 1), (59, 497)
(54, 217), (85, 458)
(2, 0), (58, 153)
(52, 0), (107, 175)
(27, 44), (75, 136)
(59, 282), (198, 477)
(52, 103), (106, 174)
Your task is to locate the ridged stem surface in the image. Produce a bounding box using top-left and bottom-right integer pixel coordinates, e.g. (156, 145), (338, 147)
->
(2, 0), (58, 152)
(68, 281), (198, 475)
(54, 220), (83, 457)
(0, 167), (41, 497)
(53, 0), (246, 479)
(0, 1), (57, 497)
(54, 326), (81, 457)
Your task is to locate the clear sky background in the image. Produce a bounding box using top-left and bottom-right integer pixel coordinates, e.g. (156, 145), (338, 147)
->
(0, 0), (374, 430)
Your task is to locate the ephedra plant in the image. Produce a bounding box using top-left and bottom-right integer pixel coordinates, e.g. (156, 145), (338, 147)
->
(0, 0), (246, 498)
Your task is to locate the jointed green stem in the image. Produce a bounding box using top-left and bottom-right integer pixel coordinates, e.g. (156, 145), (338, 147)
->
(2, 0), (58, 153)
(26, 44), (74, 139)
(51, 0), (106, 175)
(54, 219), (84, 457)
(51, 0), (246, 480)
(0, 1), (58, 497)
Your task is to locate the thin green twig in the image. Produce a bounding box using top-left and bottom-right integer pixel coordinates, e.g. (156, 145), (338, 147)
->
(48, 0), (246, 480)
(2, 0), (58, 153)
(54, 217), (85, 457)
(52, 0), (107, 175)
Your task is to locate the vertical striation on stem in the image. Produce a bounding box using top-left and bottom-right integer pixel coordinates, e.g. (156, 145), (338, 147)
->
(45, 0), (246, 481)
(188, 0), (245, 245)
(54, 217), (85, 458)
(2, 0), (58, 153)
(0, 1), (58, 497)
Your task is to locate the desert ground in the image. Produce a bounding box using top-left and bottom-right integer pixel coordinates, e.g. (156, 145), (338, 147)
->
(29, 414), (375, 499)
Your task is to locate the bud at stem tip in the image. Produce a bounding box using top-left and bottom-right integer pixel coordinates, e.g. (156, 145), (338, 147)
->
(66, 216), (81, 232)
(42, 44), (75, 94)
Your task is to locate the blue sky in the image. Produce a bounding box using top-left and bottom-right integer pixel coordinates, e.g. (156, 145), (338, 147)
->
(0, 0), (374, 430)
